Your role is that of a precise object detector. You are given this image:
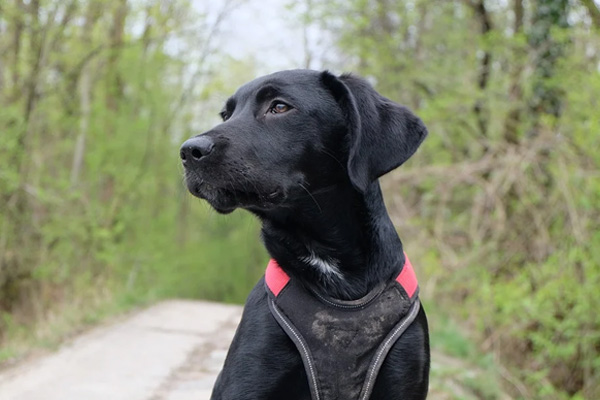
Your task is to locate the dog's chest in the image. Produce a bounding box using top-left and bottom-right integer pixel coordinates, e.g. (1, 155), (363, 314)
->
(265, 259), (420, 400)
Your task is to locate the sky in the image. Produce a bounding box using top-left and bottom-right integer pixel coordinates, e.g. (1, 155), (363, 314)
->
(203, 0), (327, 73)
(161, 0), (327, 136)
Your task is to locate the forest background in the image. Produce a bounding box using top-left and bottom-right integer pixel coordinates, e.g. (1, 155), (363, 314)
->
(0, 0), (599, 399)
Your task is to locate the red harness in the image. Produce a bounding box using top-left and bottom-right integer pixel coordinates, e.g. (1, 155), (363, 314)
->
(266, 253), (418, 299)
(265, 254), (420, 400)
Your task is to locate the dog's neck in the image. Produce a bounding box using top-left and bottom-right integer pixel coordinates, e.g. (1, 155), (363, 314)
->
(258, 182), (405, 300)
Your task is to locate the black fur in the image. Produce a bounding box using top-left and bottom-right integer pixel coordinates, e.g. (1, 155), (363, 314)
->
(180, 69), (430, 399)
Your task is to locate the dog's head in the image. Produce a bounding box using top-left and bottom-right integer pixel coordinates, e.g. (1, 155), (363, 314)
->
(180, 70), (427, 214)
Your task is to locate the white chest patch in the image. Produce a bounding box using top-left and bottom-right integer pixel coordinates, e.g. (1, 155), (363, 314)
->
(300, 251), (343, 280)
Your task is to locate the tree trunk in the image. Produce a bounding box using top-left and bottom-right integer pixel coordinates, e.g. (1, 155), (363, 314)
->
(71, 2), (101, 187)
(471, 0), (493, 144)
(106, 0), (127, 112)
(581, 0), (600, 28)
(503, 0), (525, 144)
(528, 0), (569, 125)
(102, 0), (128, 204)
(8, 0), (25, 102)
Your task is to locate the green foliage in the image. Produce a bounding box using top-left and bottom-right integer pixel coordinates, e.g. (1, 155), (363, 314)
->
(2, 1), (600, 399)
(0, 0), (264, 362)
(306, 0), (600, 398)
(426, 301), (504, 400)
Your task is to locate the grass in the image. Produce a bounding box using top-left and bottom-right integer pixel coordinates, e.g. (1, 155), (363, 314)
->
(424, 299), (507, 399)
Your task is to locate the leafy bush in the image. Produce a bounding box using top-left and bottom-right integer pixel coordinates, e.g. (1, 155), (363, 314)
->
(305, 0), (600, 397)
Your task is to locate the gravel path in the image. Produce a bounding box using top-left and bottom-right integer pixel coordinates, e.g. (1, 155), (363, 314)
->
(0, 301), (242, 400)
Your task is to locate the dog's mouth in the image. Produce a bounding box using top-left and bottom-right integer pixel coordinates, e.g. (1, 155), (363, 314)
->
(185, 174), (287, 214)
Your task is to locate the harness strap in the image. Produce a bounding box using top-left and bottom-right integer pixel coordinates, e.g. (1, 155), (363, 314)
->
(264, 253), (421, 400)
(267, 294), (421, 400)
(266, 253), (419, 299)
(268, 298), (322, 400)
(265, 258), (290, 296)
(396, 254), (418, 299)
(358, 298), (421, 400)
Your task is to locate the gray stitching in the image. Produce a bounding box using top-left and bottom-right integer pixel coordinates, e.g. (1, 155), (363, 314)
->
(361, 300), (421, 400)
(270, 299), (320, 400)
(313, 292), (368, 309)
(311, 285), (389, 310)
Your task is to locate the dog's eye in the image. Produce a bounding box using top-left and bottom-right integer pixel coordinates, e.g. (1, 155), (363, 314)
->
(269, 102), (291, 114)
(220, 111), (230, 121)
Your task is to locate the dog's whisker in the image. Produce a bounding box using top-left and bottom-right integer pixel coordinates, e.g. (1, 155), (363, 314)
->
(321, 148), (345, 170)
(247, 178), (264, 200)
(299, 183), (322, 213)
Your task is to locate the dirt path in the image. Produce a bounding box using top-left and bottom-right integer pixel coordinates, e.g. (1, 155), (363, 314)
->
(0, 300), (510, 400)
(0, 301), (241, 400)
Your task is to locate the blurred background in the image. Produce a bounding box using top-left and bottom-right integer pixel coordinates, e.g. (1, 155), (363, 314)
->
(0, 0), (598, 398)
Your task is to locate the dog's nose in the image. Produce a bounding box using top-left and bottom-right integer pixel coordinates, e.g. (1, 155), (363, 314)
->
(180, 136), (215, 165)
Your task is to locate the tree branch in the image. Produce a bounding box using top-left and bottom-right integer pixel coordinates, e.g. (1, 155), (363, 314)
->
(581, 0), (600, 28)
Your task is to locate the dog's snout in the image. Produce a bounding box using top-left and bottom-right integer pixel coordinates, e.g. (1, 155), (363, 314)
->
(180, 136), (214, 165)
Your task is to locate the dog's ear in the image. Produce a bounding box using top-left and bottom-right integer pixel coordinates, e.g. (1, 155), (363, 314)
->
(320, 71), (428, 192)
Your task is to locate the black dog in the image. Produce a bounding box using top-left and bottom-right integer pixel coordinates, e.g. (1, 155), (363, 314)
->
(180, 70), (429, 399)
